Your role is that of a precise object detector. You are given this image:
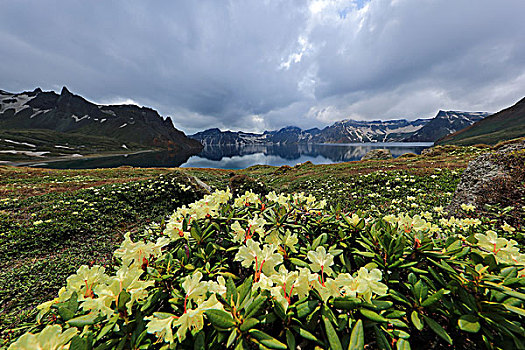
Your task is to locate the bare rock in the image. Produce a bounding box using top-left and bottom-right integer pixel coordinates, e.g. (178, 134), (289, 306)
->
(448, 139), (525, 216)
(229, 174), (268, 198)
(361, 149), (393, 161)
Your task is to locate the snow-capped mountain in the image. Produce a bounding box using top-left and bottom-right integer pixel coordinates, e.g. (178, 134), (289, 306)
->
(191, 119), (427, 145)
(191, 111), (489, 145)
(0, 87), (202, 151)
(406, 110), (490, 142)
(310, 119), (428, 143)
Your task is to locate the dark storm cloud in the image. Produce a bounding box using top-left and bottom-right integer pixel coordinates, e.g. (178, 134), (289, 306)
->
(1, 0), (524, 133)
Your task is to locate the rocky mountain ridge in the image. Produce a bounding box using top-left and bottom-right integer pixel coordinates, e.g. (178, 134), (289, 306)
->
(191, 110), (487, 145)
(0, 87), (202, 151)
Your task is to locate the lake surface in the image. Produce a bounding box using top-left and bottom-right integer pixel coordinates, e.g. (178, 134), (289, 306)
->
(36, 142), (433, 169)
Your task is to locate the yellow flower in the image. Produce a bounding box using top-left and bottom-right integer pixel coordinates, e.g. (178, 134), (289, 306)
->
(65, 265), (109, 300)
(460, 203), (475, 212)
(234, 241), (283, 278)
(293, 267), (318, 299)
(501, 222), (516, 233)
(114, 233), (170, 269)
(269, 266), (299, 310)
(355, 267), (388, 302)
(230, 221), (246, 242)
(175, 294), (223, 341)
(475, 230), (508, 254)
(313, 278), (340, 302)
(347, 213), (362, 227)
(253, 272), (274, 291)
(145, 312), (177, 344)
(307, 246), (334, 276)
(8, 325), (77, 350)
(335, 273), (358, 298)
(86, 266), (154, 317)
(182, 271), (208, 303)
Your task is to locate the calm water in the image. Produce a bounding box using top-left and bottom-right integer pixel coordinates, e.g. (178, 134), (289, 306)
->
(36, 142), (433, 169)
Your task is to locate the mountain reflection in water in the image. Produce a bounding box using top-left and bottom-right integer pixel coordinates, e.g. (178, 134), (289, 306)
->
(181, 143), (433, 169)
(35, 143), (432, 169)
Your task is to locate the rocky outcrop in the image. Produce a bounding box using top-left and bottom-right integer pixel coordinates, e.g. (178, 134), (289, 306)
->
(229, 174), (268, 198)
(448, 138), (525, 215)
(361, 149), (393, 161)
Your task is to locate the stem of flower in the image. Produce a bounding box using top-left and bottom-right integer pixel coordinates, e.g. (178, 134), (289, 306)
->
(183, 294), (189, 313)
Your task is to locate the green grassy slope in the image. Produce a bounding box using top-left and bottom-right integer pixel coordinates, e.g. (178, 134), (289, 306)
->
(0, 129), (150, 161)
(436, 97), (525, 145)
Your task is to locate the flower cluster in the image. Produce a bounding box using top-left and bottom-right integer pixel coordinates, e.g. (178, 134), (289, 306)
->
(8, 185), (525, 350)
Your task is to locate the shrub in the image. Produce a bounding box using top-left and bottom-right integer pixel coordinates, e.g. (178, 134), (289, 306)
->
(7, 190), (525, 349)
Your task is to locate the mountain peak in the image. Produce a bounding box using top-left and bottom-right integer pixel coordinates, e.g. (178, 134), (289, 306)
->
(60, 86), (72, 96)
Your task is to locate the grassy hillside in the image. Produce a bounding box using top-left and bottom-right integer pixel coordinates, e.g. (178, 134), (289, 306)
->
(0, 129), (151, 162)
(437, 97), (525, 145)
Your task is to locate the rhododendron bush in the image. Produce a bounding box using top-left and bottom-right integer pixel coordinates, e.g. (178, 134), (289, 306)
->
(8, 189), (525, 349)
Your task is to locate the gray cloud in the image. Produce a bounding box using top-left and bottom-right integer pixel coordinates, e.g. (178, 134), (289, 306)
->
(1, 0), (524, 133)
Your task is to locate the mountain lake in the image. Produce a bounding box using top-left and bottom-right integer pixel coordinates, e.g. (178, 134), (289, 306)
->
(33, 142), (434, 169)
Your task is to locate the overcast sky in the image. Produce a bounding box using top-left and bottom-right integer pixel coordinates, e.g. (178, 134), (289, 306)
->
(1, 0), (524, 134)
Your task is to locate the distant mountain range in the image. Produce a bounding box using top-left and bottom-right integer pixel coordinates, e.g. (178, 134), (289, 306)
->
(437, 97), (525, 145)
(190, 110), (489, 145)
(0, 87), (201, 153)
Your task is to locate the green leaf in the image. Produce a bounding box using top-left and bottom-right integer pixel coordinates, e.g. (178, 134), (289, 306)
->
(396, 339), (411, 350)
(237, 276), (253, 307)
(244, 295), (266, 319)
(69, 336), (89, 350)
(234, 338), (249, 350)
(117, 290), (131, 311)
(311, 233), (326, 250)
(226, 276), (237, 305)
(371, 300), (393, 310)
(286, 329), (295, 350)
(410, 311), (423, 331)
(420, 289), (446, 308)
(373, 326), (392, 350)
(504, 304), (525, 317)
(141, 290), (163, 312)
(227, 329), (237, 348)
(323, 316), (343, 350)
(67, 312), (98, 327)
(458, 315), (480, 333)
(249, 330), (287, 349)
(359, 308), (388, 323)
(349, 319), (364, 350)
(194, 331), (205, 350)
(423, 316), (452, 345)
(413, 280), (428, 303)
(296, 300), (319, 318)
(291, 326), (321, 343)
(205, 309), (236, 329)
(190, 225), (201, 241)
(239, 318), (259, 332)
(354, 251), (376, 258)
(288, 258), (309, 267)
(68, 291), (79, 313)
(96, 315), (118, 341)
(333, 297), (362, 310)
(58, 306), (76, 321)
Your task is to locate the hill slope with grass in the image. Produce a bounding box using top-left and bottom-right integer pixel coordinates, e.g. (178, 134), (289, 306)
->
(436, 97), (525, 145)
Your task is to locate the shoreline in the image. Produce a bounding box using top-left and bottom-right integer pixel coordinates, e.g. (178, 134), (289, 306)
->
(2, 149), (156, 167)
